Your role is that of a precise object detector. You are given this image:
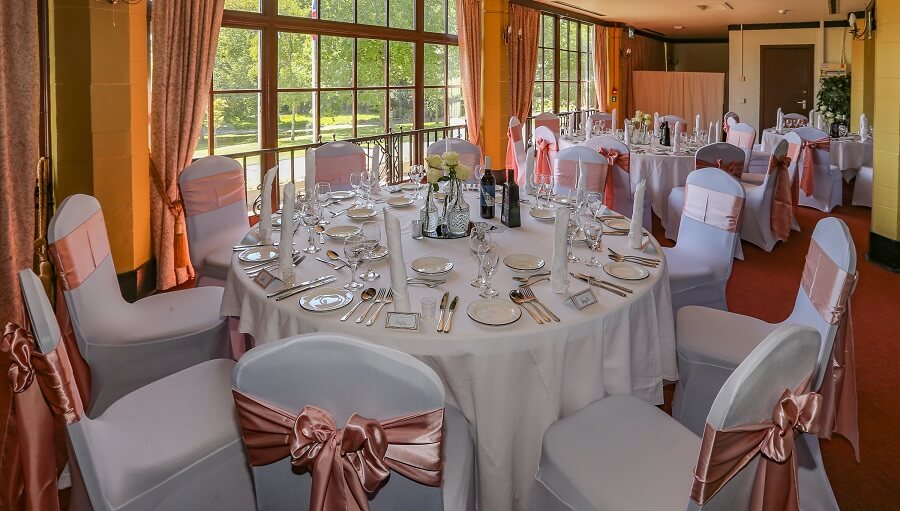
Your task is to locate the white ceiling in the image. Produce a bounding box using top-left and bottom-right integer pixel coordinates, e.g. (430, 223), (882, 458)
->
(537, 0), (869, 39)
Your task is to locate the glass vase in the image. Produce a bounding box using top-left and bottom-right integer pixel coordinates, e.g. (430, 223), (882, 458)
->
(420, 186), (439, 234)
(443, 178), (470, 236)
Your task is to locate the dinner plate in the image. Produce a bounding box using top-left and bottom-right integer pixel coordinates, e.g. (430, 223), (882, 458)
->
(386, 196), (415, 208)
(503, 254), (545, 271)
(529, 207), (556, 220)
(347, 207), (378, 220)
(299, 287), (354, 312)
(330, 190), (356, 200)
(410, 256), (453, 275)
(368, 245), (388, 260)
(272, 213), (298, 227)
(400, 182), (419, 191)
(551, 195), (575, 206)
(602, 218), (631, 231)
(324, 225), (361, 239)
(603, 261), (650, 281)
(238, 246), (279, 263)
(466, 299), (522, 326)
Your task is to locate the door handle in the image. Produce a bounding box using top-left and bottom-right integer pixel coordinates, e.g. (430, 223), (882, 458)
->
(797, 100), (807, 109)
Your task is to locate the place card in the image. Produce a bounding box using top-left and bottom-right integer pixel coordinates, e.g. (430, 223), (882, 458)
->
(385, 312), (420, 330)
(253, 268), (277, 289)
(566, 288), (598, 310)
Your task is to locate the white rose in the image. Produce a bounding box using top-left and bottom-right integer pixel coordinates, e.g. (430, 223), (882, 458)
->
(442, 151), (460, 166)
(820, 105), (828, 112)
(454, 164), (471, 181)
(826, 111), (834, 118)
(643, 113), (652, 121)
(635, 110), (643, 117)
(426, 154), (444, 169)
(426, 167), (443, 183)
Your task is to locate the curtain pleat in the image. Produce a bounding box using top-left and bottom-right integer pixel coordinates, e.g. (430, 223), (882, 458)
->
(593, 26), (608, 112)
(508, 4), (540, 123)
(456, 0), (482, 148)
(632, 71), (725, 128)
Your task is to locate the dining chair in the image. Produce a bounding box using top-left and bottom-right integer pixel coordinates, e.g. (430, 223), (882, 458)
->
(553, 146), (608, 197)
(723, 122), (756, 172)
(531, 324), (822, 511)
(793, 126), (843, 212)
(507, 116), (527, 177)
(587, 111), (613, 135)
(428, 137), (482, 184)
(308, 140), (370, 193)
(738, 140), (791, 251)
(179, 155), (250, 287)
(231, 333), (476, 511)
(582, 135), (653, 231)
(852, 164), (873, 207)
(660, 115), (688, 131)
(662, 168), (745, 313)
(48, 194), (231, 416)
(18, 268), (255, 511)
(783, 112), (809, 128)
(533, 112), (561, 140)
(723, 111), (739, 127)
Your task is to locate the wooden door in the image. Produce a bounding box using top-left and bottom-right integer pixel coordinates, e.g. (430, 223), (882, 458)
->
(760, 45), (814, 131)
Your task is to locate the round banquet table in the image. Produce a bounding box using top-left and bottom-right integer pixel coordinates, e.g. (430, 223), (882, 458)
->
(221, 191), (677, 511)
(761, 128), (873, 179)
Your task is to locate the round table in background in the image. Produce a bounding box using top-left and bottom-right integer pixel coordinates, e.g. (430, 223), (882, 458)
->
(761, 128), (874, 180)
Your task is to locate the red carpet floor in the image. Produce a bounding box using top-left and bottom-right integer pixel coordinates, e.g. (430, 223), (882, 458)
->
(653, 181), (900, 509)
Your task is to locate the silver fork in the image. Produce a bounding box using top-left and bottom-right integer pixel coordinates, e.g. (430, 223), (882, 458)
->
(521, 286), (560, 322)
(366, 288), (393, 326)
(356, 288), (385, 324)
(608, 248), (660, 264)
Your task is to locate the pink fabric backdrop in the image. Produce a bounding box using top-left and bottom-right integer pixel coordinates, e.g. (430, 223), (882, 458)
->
(633, 71), (724, 130)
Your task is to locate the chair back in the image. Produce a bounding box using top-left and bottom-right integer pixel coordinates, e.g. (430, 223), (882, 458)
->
(534, 112), (560, 139)
(783, 113), (808, 128)
(725, 122), (757, 170)
(310, 141), (368, 192)
(661, 115), (688, 131)
(553, 146), (608, 196)
(782, 132), (804, 187)
(19, 269), (62, 355)
(694, 142), (746, 178)
(724, 111), (739, 126)
(584, 135), (631, 203)
(588, 112), (614, 134)
(508, 116), (527, 170)
(791, 127), (831, 200)
(428, 137), (482, 183)
(232, 333), (448, 511)
(692, 325), (821, 510)
(675, 168), (745, 282)
(179, 156), (249, 273)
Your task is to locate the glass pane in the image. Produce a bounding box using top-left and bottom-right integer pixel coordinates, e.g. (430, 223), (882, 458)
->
(448, 0), (457, 35)
(320, 90), (354, 139)
(389, 0), (414, 29)
(320, 36), (353, 87)
(543, 16), (554, 47)
(581, 24), (590, 50)
(357, 39), (386, 87)
(358, 0), (387, 26)
(212, 93), (260, 154)
(569, 52), (578, 81)
(559, 51), (569, 81)
(278, 32), (314, 89)
(224, 0), (260, 12)
(447, 45), (460, 86)
(277, 92), (315, 146)
(581, 52), (590, 82)
(424, 88), (446, 127)
(448, 87), (465, 125)
(357, 90), (386, 136)
(559, 85), (568, 112)
(389, 41), (414, 86)
(560, 20), (570, 51)
(389, 88), (413, 129)
(424, 43), (446, 86)
(425, 0), (446, 33)
(279, 0), (312, 17)
(194, 109), (210, 159)
(569, 83), (578, 110)
(543, 84), (555, 113)
(532, 82), (542, 114)
(214, 28), (260, 90)
(321, 0), (353, 22)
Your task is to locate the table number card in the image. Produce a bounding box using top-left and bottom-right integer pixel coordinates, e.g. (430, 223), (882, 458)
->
(566, 288), (598, 310)
(253, 268), (277, 289)
(386, 312), (420, 330)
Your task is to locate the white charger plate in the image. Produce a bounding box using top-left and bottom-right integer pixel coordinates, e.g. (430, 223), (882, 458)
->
(238, 246), (279, 263)
(529, 207), (556, 220)
(347, 207), (378, 220)
(324, 225), (361, 239)
(503, 254), (545, 271)
(400, 182), (419, 191)
(330, 190), (356, 200)
(602, 218), (631, 231)
(603, 261), (650, 281)
(410, 256), (453, 275)
(299, 287), (354, 312)
(466, 299), (522, 326)
(387, 197), (415, 207)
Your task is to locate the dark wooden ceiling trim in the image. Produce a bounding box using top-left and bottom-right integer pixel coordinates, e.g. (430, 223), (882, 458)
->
(728, 20), (850, 31)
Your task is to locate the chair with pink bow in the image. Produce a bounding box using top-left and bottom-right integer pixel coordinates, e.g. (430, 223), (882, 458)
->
(531, 125), (559, 182)
(783, 113), (809, 129)
(428, 138), (482, 184)
(673, 217), (858, 510)
(506, 116), (527, 180)
(587, 111), (613, 136)
(179, 156), (250, 287)
(583, 136), (653, 230)
(533, 112), (561, 140)
(793, 127), (842, 212)
(664, 142), (746, 242)
(309, 141), (370, 193)
(724, 122), (756, 172)
(48, 194), (231, 416)
(17, 268), (256, 511)
(552, 146), (608, 198)
(663, 168), (745, 313)
(738, 140), (794, 251)
(231, 333), (476, 511)
(723, 111), (739, 128)
(531, 323), (824, 511)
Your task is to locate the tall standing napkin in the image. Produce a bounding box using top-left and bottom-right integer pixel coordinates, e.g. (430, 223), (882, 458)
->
(567, 112), (576, 138)
(369, 149), (381, 192)
(653, 112), (660, 137)
(624, 123), (631, 146)
(707, 121), (714, 144)
(777, 110), (784, 133)
(551, 207), (569, 294)
(259, 166), (278, 243)
(860, 114), (868, 141)
(304, 148), (316, 199)
(612, 108), (618, 132)
(816, 114), (824, 131)
(630, 179), (646, 249)
(714, 121), (722, 142)
(581, 110), (589, 137)
(278, 182), (296, 280)
(694, 114), (702, 134)
(384, 209), (411, 312)
(673, 122), (682, 153)
(520, 150), (536, 193)
(576, 159), (588, 204)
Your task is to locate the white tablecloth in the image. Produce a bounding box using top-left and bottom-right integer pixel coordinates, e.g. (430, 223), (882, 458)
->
(221, 191), (677, 511)
(761, 129), (873, 179)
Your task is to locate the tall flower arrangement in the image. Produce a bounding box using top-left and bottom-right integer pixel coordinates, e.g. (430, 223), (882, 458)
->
(425, 152), (472, 236)
(816, 75), (851, 123)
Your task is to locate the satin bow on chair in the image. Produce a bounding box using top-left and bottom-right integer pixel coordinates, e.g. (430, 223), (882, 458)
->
(695, 158), (744, 179)
(691, 386), (822, 511)
(799, 138), (831, 196)
(232, 391), (444, 511)
(597, 148), (630, 211)
(535, 137), (557, 179)
(767, 155), (793, 242)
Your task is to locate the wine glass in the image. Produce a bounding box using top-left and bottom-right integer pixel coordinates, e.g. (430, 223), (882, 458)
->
(532, 174), (553, 208)
(299, 201), (321, 254)
(408, 165), (424, 199)
(359, 221), (381, 282)
(479, 255), (500, 298)
(360, 172), (374, 207)
(473, 164), (484, 192)
(343, 235), (366, 291)
(566, 216), (581, 263)
(349, 172), (363, 205)
(583, 220), (604, 267)
(469, 230), (494, 288)
(315, 182), (332, 224)
(586, 192), (604, 218)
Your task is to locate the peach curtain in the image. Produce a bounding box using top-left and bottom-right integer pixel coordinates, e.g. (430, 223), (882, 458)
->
(456, 0), (482, 147)
(622, 35), (665, 116)
(632, 71), (725, 130)
(0, 2), (38, 330)
(508, 4), (540, 123)
(593, 26), (607, 111)
(150, 0), (225, 289)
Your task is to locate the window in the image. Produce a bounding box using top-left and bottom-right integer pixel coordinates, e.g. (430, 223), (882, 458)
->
(533, 14), (555, 115)
(532, 14), (595, 115)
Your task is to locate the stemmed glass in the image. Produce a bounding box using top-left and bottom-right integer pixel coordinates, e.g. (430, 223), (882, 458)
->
(359, 221), (381, 282)
(533, 174), (553, 208)
(349, 172), (363, 206)
(479, 255), (500, 298)
(469, 230), (494, 288)
(299, 201), (322, 254)
(343, 235), (366, 291)
(360, 172), (374, 207)
(583, 220), (604, 267)
(409, 165), (424, 199)
(472, 164), (484, 192)
(566, 216), (581, 263)
(315, 182), (332, 224)
(586, 192), (604, 219)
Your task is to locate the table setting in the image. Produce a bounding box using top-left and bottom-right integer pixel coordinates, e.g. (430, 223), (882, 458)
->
(761, 126), (873, 179)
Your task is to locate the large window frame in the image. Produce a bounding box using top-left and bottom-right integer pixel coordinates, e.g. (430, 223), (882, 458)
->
(532, 13), (595, 115)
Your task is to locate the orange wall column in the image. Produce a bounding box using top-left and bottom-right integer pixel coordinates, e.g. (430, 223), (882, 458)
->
(607, 27), (623, 116)
(480, 0), (510, 168)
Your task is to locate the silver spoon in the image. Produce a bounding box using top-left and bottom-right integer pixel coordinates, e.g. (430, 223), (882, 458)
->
(315, 225), (326, 244)
(509, 289), (543, 324)
(340, 287), (377, 321)
(326, 249), (351, 267)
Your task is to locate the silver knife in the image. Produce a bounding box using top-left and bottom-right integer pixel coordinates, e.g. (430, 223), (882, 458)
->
(571, 273), (627, 298)
(273, 276), (337, 301)
(442, 296), (459, 333)
(436, 292), (450, 332)
(267, 275), (334, 298)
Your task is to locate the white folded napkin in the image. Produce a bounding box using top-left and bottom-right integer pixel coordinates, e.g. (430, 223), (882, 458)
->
(860, 113), (868, 141)
(816, 114), (824, 131)
(369, 148), (381, 192)
(522, 150), (536, 194)
(624, 123), (631, 146)
(694, 114), (701, 134)
(714, 121), (722, 142)
(776, 111), (783, 132)
(576, 159), (587, 205)
(259, 166), (278, 243)
(707, 121), (714, 144)
(551, 207), (569, 294)
(653, 112), (660, 137)
(612, 109), (618, 132)
(630, 179), (646, 249)
(384, 209), (411, 312)
(672, 122), (682, 153)
(809, 109), (816, 125)
(581, 110), (589, 136)
(586, 118), (594, 138)
(278, 182), (296, 280)
(304, 148), (317, 199)
(567, 113), (576, 138)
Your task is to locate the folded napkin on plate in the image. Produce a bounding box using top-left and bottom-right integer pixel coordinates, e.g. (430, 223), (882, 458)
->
(860, 113), (868, 141)
(369, 149), (381, 192)
(776, 110), (784, 133)
(715, 121), (722, 142)
(576, 159), (587, 205)
(624, 123), (631, 146)
(612, 108), (618, 132)
(278, 182), (296, 280)
(567, 112), (576, 138)
(551, 207), (570, 294)
(816, 114), (824, 131)
(672, 122), (682, 153)
(259, 166), (278, 243)
(707, 122), (714, 145)
(384, 209), (411, 312)
(694, 114), (702, 134)
(520, 149), (536, 194)
(653, 112), (660, 137)
(304, 148), (317, 199)
(630, 179), (646, 249)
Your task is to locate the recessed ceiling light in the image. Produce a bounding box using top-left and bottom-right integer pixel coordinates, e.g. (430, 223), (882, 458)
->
(673, 25), (684, 29)
(778, 9), (789, 14)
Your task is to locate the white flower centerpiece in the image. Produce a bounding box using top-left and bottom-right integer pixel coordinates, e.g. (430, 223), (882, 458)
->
(421, 151), (472, 236)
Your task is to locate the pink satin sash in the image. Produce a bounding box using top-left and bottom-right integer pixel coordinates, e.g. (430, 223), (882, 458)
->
(691, 384), (821, 510)
(799, 138), (830, 197)
(506, 127), (522, 178)
(597, 148), (630, 211)
(801, 239), (860, 460)
(535, 138), (557, 179)
(317, 153), (367, 189)
(554, 160), (606, 194)
(726, 130), (755, 150)
(768, 155), (793, 242)
(682, 184), (743, 232)
(232, 390), (444, 511)
(695, 158), (744, 179)
(181, 169), (246, 217)
(786, 142), (802, 214)
(534, 118), (560, 138)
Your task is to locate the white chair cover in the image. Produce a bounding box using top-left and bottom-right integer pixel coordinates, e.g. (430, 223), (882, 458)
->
(18, 269), (255, 511)
(794, 127), (843, 212)
(583, 136), (653, 231)
(531, 324), (821, 511)
(852, 165), (873, 207)
(724, 122), (756, 172)
(232, 333), (476, 511)
(662, 168), (744, 314)
(588, 111), (613, 135)
(783, 113), (808, 128)
(179, 156), (250, 286)
(427, 138), (482, 184)
(310, 140), (369, 193)
(552, 146), (608, 197)
(739, 140), (789, 251)
(48, 194), (230, 416)
(661, 115), (688, 131)
(508, 116), (527, 174)
(723, 111), (739, 126)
